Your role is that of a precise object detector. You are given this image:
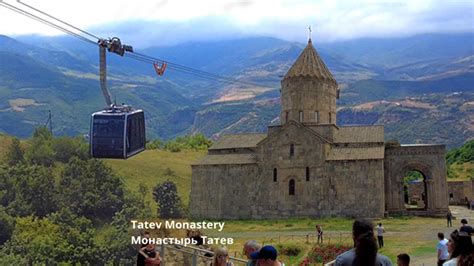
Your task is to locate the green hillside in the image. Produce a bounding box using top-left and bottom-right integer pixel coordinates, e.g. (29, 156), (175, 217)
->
(338, 92), (474, 148)
(1, 34), (473, 147)
(447, 140), (474, 180)
(104, 149), (206, 209)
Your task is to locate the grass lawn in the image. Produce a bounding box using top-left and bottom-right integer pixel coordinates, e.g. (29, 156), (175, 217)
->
(196, 215), (458, 265)
(104, 149), (206, 210)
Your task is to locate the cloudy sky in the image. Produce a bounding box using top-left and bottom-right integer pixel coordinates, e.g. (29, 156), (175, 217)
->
(0, 0), (472, 47)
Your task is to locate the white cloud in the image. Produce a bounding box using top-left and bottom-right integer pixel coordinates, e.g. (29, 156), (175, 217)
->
(0, 0), (472, 45)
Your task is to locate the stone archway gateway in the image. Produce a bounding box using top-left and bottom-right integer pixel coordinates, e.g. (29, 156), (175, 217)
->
(384, 144), (449, 216)
(402, 169), (429, 210)
(404, 171), (431, 210)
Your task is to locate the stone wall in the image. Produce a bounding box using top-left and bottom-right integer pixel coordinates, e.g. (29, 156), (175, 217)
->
(280, 78), (338, 124)
(190, 164), (259, 219)
(448, 180), (474, 205)
(406, 181), (426, 207)
(384, 144), (448, 216)
(191, 122), (386, 219)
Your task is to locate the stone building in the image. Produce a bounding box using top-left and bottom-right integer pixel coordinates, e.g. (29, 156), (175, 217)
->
(409, 180), (473, 206)
(190, 39), (449, 219)
(447, 180), (473, 206)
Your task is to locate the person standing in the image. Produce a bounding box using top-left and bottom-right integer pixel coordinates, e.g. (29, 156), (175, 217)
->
(442, 230), (474, 266)
(250, 245), (285, 266)
(138, 244), (161, 266)
(459, 219), (473, 236)
(447, 210), (453, 227)
(334, 219), (392, 266)
(316, 224), (323, 244)
(243, 240), (260, 266)
(396, 253), (410, 266)
(376, 223), (385, 248)
(210, 246), (234, 266)
(436, 232), (449, 266)
(137, 231), (151, 266)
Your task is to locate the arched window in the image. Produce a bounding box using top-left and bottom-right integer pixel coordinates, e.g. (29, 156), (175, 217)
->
(290, 144), (295, 158)
(273, 168), (277, 182)
(306, 167), (310, 181)
(285, 111), (289, 122)
(289, 179), (295, 195)
(314, 111), (319, 123)
(329, 112), (332, 124)
(299, 111), (303, 122)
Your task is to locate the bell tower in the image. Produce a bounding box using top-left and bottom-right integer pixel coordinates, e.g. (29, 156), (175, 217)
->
(280, 38), (339, 125)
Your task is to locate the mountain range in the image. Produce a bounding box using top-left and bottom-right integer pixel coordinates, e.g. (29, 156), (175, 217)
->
(0, 33), (472, 148)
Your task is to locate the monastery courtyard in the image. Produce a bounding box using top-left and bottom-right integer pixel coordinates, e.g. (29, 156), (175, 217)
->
(203, 206), (473, 265)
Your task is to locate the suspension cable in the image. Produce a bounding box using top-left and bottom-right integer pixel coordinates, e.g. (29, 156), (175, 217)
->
(0, 1), (97, 45)
(17, 0), (101, 41)
(0, 0), (273, 88)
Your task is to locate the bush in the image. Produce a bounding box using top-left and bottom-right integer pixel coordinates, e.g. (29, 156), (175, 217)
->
(148, 134), (212, 152)
(0, 250), (28, 265)
(276, 243), (302, 257)
(146, 138), (164, 150)
(165, 141), (182, 152)
(303, 244), (351, 264)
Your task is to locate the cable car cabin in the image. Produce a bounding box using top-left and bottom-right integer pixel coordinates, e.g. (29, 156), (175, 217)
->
(90, 109), (145, 159)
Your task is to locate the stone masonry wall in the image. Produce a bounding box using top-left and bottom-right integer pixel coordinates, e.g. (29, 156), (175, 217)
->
(255, 123), (385, 219)
(280, 78), (337, 124)
(190, 164), (259, 219)
(384, 145), (448, 215)
(448, 180), (474, 205)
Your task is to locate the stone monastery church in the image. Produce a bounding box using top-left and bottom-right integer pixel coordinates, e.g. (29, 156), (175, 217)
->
(190, 38), (449, 219)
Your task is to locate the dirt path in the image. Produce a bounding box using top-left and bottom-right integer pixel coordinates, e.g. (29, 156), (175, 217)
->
(410, 206), (473, 265)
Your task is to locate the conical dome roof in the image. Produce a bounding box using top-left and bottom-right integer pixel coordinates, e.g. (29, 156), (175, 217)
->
(283, 39), (337, 84)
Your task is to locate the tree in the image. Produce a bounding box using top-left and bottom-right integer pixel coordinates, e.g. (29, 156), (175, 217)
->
(52, 136), (89, 163)
(0, 206), (14, 245)
(153, 180), (184, 218)
(162, 134), (213, 152)
(48, 209), (104, 264)
(4, 214), (103, 264)
(0, 164), (57, 217)
(187, 133), (213, 150)
(57, 157), (125, 221)
(25, 127), (55, 167)
(0, 250), (28, 265)
(32, 126), (52, 141)
(5, 216), (64, 264)
(103, 191), (152, 264)
(5, 138), (24, 166)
